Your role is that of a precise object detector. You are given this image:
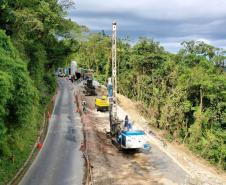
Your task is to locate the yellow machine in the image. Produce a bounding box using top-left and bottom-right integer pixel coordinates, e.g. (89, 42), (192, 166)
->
(95, 95), (109, 111)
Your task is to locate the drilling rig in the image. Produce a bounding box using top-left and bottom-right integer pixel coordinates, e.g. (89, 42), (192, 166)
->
(109, 22), (147, 150)
(109, 22), (123, 138)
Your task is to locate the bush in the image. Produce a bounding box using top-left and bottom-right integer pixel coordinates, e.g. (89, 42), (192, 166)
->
(0, 29), (39, 184)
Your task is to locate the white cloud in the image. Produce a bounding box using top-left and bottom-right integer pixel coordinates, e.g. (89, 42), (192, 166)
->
(69, 0), (226, 52)
(161, 42), (181, 53)
(72, 0), (226, 20)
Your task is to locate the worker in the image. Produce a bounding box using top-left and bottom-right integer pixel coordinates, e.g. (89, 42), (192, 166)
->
(127, 121), (132, 130)
(124, 115), (129, 128)
(82, 101), (87, 113)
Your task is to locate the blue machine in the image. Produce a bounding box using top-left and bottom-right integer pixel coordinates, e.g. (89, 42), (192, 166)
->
(117, 130), (147, 149)
(107, 84), (113, 98)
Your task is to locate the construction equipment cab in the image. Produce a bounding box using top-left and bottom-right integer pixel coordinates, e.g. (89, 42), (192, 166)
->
(95, 95), (109, 111)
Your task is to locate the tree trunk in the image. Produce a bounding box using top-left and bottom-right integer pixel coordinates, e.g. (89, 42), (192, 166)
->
(200, 87), (203, 113)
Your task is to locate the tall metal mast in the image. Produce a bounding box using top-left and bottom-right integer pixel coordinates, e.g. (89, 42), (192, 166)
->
(112, 22), (117, 118)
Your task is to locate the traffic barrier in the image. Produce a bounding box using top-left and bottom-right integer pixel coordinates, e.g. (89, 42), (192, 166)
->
(47, 111), (51, 119)
(75, 108), (80, 113)
(37, 142), (43, 150)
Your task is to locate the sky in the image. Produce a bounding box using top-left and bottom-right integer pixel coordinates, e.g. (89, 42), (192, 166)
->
(69, 0), (226, 52)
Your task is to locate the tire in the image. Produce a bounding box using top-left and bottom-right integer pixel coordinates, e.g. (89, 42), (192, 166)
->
(95, 105), (99, 111)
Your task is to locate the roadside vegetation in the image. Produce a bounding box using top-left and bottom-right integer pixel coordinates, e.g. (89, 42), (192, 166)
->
(0, 1), (225, 184)
(0, 0), (81, 184)
(70, 33), (226, 170)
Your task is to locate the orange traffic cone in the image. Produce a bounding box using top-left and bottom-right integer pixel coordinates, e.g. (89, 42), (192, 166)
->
(37, 142), (43, 149)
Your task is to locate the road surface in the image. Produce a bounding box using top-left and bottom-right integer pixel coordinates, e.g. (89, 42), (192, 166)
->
(19, 79), (84, 185)
(148, 143), (189, 184)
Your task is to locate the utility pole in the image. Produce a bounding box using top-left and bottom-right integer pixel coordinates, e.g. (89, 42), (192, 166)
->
(112, 21), (117, 118)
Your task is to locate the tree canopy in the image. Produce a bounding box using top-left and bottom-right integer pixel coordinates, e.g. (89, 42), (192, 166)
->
(0, 0), (82, 183)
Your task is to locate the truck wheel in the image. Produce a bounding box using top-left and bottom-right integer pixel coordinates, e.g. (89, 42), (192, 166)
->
(95, 105), (99, 111)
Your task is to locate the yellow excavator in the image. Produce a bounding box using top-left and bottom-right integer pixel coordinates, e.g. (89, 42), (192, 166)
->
(95, 95), (109, 111)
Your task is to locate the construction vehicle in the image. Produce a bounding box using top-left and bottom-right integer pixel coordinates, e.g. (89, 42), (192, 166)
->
(57, 68), (65, 77)
(83, 78), (96, 96)
(71, 61), (77, 77)
(95, 95), (109, 111)
(109, 22), (148, 150)
(83, 71), (97, 96)
(117, 130), (146, 149)
(70, 61), (82, 81)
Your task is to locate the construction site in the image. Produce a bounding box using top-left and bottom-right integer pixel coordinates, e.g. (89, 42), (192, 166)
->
(17, 22), (226, 185)
(70, 22), (226, 185)
(2, 1), (226, 185)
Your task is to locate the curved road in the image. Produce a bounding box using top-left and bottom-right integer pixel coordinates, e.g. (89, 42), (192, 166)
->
(19, 79), (84, 185)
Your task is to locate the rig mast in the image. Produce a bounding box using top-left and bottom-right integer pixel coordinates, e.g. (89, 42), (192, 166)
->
(112, 22), (117, 118)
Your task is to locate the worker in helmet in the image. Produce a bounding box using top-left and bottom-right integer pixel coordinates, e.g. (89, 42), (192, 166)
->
(124, 115), (129, 128)
(82, 101), (87, 113)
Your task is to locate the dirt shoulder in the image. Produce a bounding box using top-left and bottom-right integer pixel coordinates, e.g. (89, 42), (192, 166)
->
(77, 90), (160, 185)
(117, 93), (226, 185)
(75, 82), (196, 185)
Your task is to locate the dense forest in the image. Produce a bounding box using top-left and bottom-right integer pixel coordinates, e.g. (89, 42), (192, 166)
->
(0, 0), (81, 183)
(70, 33), (226, 170)
(0, 0), (225, 184)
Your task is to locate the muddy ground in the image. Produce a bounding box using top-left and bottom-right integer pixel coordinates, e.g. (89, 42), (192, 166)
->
(76, 83), (189, 185)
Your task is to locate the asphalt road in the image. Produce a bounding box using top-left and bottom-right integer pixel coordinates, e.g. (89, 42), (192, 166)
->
(19, 78), (84, 185)
(148, 144), (189, 184)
